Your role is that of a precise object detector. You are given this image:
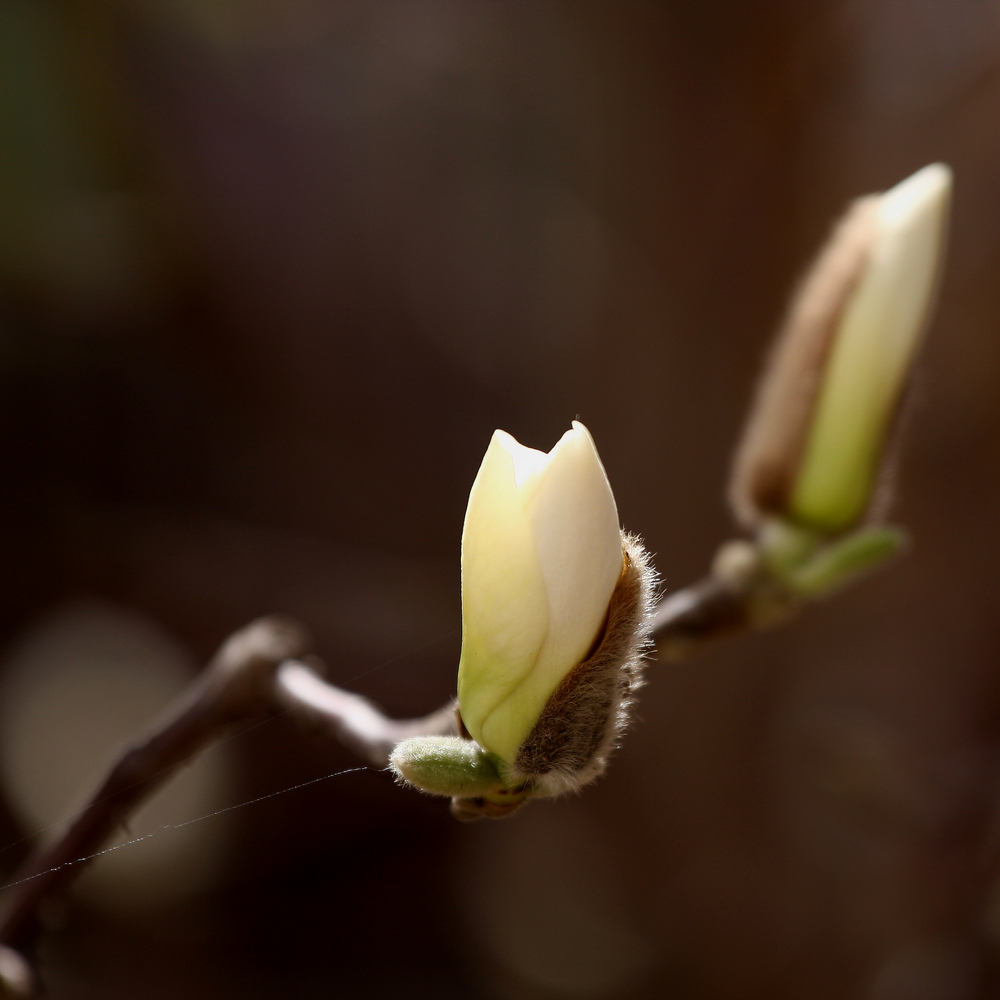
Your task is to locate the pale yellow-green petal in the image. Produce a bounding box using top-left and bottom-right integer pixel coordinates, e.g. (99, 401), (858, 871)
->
(457, 432), (549, 752)
(791, 164), (951, 531)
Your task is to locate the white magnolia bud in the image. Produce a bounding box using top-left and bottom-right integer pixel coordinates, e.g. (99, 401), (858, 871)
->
(392, 422), (655, 816)
(732, 164), (952, 534)
(457, 422), (624, 765)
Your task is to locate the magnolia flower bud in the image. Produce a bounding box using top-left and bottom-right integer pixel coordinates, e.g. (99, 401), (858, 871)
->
(731, 164), (951, 534)
(390, 422), (656, 816)
(457, 422), (624, 764)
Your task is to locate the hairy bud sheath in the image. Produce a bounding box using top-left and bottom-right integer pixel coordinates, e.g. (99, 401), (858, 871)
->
(504, 530), (654, 799)
(731, 164), (951, 534)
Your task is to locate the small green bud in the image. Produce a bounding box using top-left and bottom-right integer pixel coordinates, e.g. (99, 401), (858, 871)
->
(389, 736), (504, 797)
(390, 735), (533, 820)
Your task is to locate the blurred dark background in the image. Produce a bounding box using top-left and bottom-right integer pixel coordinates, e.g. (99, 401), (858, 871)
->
(1, 1), (999, 997)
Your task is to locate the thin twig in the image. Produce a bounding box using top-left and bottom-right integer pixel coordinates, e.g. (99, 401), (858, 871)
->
(274, 660), (457, 765)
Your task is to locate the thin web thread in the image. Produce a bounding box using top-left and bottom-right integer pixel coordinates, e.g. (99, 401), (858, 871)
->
(0, 766), (368, 892)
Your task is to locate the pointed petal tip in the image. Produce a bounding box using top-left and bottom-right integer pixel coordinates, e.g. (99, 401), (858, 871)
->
(883, 163), (952, 224)
(488, 428), (549, 488)
(565, 420), (601, 459)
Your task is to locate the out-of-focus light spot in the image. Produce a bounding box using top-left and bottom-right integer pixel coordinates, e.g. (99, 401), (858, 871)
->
(454, 801), (654, 998)
(0, 601), (233, 913)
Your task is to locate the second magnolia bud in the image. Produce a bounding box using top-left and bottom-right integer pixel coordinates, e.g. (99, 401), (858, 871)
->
(731, 163), (951, 535)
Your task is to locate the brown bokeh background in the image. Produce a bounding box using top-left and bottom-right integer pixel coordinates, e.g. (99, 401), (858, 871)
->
(1, 1), (1000, 997)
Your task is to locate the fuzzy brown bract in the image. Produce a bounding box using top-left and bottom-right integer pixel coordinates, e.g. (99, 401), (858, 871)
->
(504, 531), (657, 798)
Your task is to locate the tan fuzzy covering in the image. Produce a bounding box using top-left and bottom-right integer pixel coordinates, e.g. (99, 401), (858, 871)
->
(503, 531), (657, 798)
(729, 196), (878, 527)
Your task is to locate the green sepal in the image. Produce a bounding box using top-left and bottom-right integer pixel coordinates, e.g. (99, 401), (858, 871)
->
(389, 736), (506, 798)
(784, 525), (907, 597)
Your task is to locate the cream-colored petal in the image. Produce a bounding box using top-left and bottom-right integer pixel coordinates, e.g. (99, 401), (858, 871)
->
(528, 422), (621, 667)
(457, 432), (550, 750)
(494, 429), (549, 489)
(479, 423), (622, 759)
(791, 164), (951, 530)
